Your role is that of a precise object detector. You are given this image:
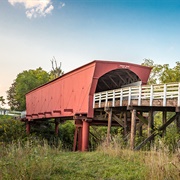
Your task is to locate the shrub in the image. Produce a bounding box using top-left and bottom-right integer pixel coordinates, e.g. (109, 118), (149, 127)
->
(0, 115), (26, 144)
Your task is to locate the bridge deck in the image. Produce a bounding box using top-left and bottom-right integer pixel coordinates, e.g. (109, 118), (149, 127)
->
(93, 82), (180, 110)
(93, 83), (180, 150)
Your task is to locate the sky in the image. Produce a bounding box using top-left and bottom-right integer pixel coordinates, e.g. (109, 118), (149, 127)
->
(1, 0), (180, 107)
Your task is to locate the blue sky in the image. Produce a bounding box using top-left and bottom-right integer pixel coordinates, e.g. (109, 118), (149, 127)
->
(1, 0), (180, 106)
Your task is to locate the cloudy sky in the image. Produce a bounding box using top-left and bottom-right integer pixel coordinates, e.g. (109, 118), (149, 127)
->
(1, 0), (180, 106)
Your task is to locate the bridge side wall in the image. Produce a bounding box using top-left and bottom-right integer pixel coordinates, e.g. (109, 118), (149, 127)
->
(26, 63), (96, 120)
(26, 60), (151, 120)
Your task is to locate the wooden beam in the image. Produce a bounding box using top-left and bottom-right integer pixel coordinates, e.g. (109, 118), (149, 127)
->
(139, 125), (143, 136)
(130, 109), (136, 150)
(109, 76), (119, 87)
(112, 114), (124, 127)
(148, 110), (154, 146)
(134, 113), (179, 150)
(138, 112), (143, 136)
(148, 110), (154, 137)
(176, 114), (180, 133)
(114, 72), (126, 84)
(126, 70), (137, 81)
(124, 111), (128, 136)
(162, 111), (167, 136)
(101, 79), (111, 89)
(89, 131), (101, 142)
(136, 112), (148, 125)
(159, 113), (178, 131)
(107, 108), (112, 144)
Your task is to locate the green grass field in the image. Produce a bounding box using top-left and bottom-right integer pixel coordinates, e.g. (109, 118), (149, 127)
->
(0, 140), (179, 180)
(0, 116), (179, 180)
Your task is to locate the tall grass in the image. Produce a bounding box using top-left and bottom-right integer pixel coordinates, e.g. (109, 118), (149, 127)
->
(0, 137), (179, 180)
(97, 137), (180, 180)
(0, 138), (63, 180)
(0, 138), (145, 180)
(0, 116), (179, 179)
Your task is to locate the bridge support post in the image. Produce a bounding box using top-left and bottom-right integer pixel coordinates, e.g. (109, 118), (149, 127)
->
(139, 125), (143, 137)
(148, 110), (154, 137)
(73, 127), (78, 151)
(73, 120), (83, 151)
(138, 112), (143, 136)
(162, 111), (167, 136)
(124, 111), (128, 136)
(26, 121), (30, 134)
(82, 120), (89, 151)
(55, 121), (59, 135)
(106, 108), (112, 144)
(130, 109), (136, 150)
(147, 110), (154, 148)
(176, 114), (180, 133)
(78, 127), (82, 151)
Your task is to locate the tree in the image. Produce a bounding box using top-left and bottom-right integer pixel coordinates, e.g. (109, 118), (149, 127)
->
(7, 67), (50, 111)
(160, 61), (180, 83)
(141, 59), (164, 84)
(142, 59), (180, 84)
(50, 56), (64, 80)
(0, 96), (5, 109)
(6, 82), (18, 110)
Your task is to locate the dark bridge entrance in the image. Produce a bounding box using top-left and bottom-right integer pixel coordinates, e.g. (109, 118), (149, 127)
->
(96, 69), (141, 92)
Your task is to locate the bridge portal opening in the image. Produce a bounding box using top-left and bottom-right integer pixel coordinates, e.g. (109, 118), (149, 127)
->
(95, 69), (141, 93)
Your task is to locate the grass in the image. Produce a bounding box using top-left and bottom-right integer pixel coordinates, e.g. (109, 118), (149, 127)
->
(0, 143), (145, 180)
(0, 116), (179, 179)
(98, 142), (180, 180)
(0, 139), (179, 180)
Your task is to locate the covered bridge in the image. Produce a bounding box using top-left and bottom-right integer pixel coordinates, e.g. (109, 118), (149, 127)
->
(25, 60), (152, 151)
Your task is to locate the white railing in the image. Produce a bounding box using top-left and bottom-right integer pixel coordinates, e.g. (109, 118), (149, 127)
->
(93, 82), (180, 108)
(0, 109), (22, 117)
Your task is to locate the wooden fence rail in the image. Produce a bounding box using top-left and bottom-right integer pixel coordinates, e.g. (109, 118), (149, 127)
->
(93, 82), (180, 108)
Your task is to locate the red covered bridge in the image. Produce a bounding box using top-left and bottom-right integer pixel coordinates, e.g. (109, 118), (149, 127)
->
(25, 60), (180, 151)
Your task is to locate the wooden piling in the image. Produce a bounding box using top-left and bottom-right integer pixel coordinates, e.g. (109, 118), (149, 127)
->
(148, 110), (154, 137)
(26, 121), (30, 134)
(107, 108), (112, 144)
(55, 121), (59, 135)
(139, 112), (143, 136)
(162, 111), (167, 136)
(176, 113), (180, 133)
(130, 109), (136, 150)
(124, 111), (128, 136)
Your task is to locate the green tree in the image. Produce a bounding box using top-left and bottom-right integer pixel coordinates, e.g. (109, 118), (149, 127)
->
(160, 61), (180, 83)
(142, 59), (180, 84)
(7, 67), (50, 111)
(141, 59), (164, 84)
(0, 96), (5, 109)
(6, 82), (18, 110)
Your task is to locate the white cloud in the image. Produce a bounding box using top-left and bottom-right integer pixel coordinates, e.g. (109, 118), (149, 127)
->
(8, 0), (54, 19)
(59, 2), (65, 9)
(45, 4), (54, 14)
